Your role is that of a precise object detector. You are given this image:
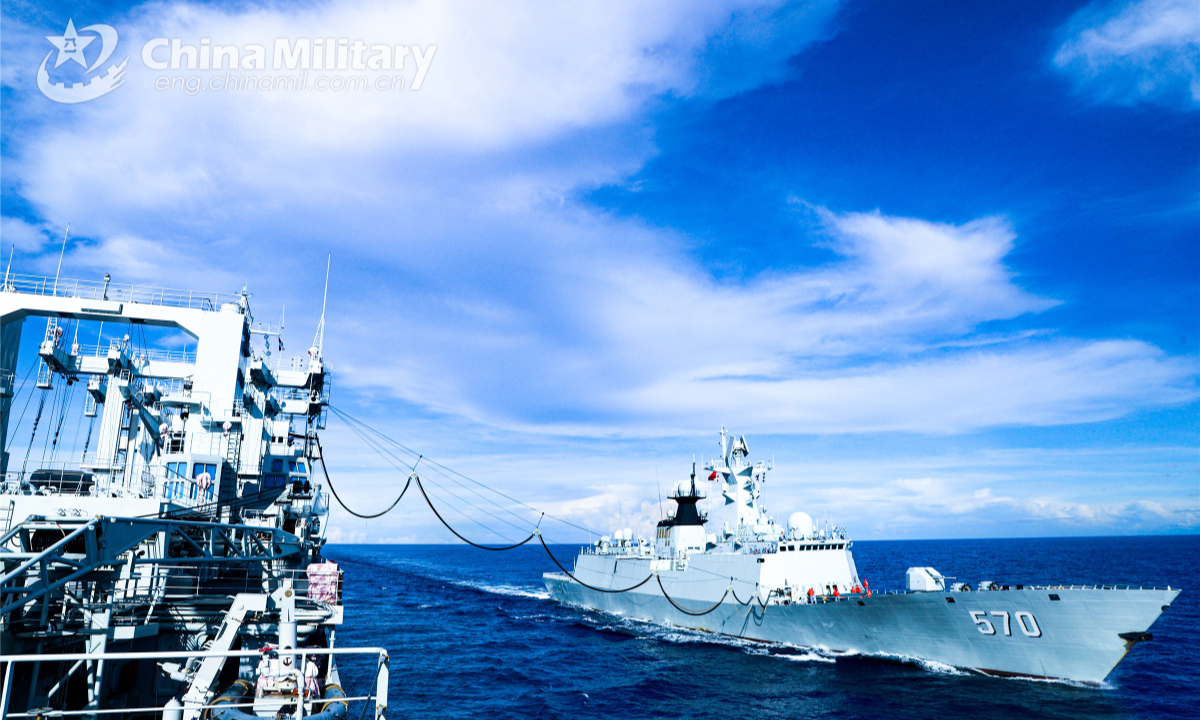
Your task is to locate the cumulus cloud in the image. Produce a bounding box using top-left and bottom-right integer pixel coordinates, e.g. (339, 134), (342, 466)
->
(1053, 0), (1200, 108)
(1, 0), (1194, 541)
(2, 0), (1191, 440)
(0, 216), (51, 253)
(336, 206), (1192, 435)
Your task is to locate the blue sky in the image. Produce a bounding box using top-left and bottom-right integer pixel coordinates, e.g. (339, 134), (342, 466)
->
(2, 0), (1197, 543)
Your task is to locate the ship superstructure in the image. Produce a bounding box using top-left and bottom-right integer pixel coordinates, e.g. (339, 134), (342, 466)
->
(545, 428), (1179, 684)
(0, 273), (388, 719)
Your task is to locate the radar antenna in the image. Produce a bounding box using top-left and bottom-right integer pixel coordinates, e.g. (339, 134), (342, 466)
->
(313, 254), (330, 356)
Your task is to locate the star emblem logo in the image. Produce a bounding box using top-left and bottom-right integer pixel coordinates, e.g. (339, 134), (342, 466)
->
(36, 18), (127, 104)
(46, 19), (95, 69)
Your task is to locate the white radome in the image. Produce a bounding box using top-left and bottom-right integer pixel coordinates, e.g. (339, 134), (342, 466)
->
(788, 511), (814, 540)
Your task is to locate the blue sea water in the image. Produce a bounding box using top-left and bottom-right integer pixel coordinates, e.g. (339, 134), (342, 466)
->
(325, 536), (1198, 720)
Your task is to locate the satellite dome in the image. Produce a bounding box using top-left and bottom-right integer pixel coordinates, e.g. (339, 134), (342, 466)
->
(788, 511), (814, 540)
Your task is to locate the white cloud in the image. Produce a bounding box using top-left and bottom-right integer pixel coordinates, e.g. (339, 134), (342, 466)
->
(2, 0), (1194, 542)
(1054, 0), (1200, 107)
(312, 432), (1200, 543)
(0, 217), (50, 253)
(3, 1), (1191, 441)
(334, 207), (1193, 435)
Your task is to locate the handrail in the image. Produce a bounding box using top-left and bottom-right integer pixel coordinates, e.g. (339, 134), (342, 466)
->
(1, 273), (242, 311)
(0, 647), (389, 720)
(0, 647), (387, 663)
(2, 696), (377, 717)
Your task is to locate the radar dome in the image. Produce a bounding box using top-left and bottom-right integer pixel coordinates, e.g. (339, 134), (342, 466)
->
(674, 480), (690, 496)
(788, 511), (814, 540)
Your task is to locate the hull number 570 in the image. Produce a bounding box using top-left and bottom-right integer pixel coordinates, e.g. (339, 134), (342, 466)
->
(969, 610), (1041, 637)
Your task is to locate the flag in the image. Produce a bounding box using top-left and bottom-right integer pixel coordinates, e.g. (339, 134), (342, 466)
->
(708, 471), (718, 481)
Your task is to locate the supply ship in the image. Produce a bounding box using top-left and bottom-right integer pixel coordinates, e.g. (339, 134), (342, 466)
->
(544, 429), (1178, 684)
(0, 272), (388, 718)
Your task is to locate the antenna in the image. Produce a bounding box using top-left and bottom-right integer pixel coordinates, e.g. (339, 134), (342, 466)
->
(4, 244), (13, 289)
(313, 254), (330, 355)
(52, 224), (70, 295)
(655, 465), (663, 522)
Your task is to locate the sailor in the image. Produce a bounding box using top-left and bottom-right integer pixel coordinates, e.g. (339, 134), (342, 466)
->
(303, 656), (321, 696)
(255, 649), (279, 694)
(255, 648), (298, 696)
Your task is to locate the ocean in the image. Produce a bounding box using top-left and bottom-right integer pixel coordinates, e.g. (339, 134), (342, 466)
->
(325, 536), (1198, 719)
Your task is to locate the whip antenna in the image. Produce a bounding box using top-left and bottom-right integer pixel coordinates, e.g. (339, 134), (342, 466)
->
(313, 254), (330, 355)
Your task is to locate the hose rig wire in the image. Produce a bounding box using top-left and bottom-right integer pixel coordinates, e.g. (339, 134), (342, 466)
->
(316, 406), (753, 611)
(315, 435), (411, 520)
(329, 406), (599, 538)
(656, 575), (730, 616)
(414, 474), (540, 551)
(537, 534), (656, 594)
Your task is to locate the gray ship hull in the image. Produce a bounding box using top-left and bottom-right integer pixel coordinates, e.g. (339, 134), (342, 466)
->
(544, 572), (1178, 684)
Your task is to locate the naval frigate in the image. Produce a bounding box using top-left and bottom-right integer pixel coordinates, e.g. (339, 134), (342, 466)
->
(543, 428), (1178, 684)
(1, 271), (388, 719)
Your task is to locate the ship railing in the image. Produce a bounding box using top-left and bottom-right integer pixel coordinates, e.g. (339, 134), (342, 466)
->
(159, 477), (216, 507)
(272, 386), (325, 403)
(99, 467), (157, 498)
(204, 400), (248, 423)
(0, 646), (389, 719)
(582, 546), (651, 557)
(256, 353), (329, 376)
(858, 585), (1177, 596)
(0, 464), (152, 499)
(80, 453), (123, 470)
(102, 564), (345, 610)
(980, 584), (1177, 592)
(74, 341), (198, 365)
(0, 273), (243, 312)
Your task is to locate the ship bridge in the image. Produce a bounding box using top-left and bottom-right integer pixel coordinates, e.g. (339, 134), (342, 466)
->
(1, 273), (328, 519)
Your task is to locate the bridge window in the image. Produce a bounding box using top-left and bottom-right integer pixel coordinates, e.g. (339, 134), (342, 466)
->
(271, 459), (284, 472)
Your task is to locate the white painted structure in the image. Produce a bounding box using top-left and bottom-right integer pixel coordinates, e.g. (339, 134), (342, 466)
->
(545, 429), (1180, 684)
(0, 273), (385, 719)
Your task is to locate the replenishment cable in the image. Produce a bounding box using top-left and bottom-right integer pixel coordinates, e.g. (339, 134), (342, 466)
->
(332, 409), (543, 535)
(333, 416), (533, 539)
(141, 406), (744, 612)
(656, 575), (730, 616)
(319, 412), (732, 605)
(315, 436), (411, 520)
(329, 406), (600, 538)
(414, 474), (539, 551)
(538, 534), (656, 593)
(730, 583), (769, 610)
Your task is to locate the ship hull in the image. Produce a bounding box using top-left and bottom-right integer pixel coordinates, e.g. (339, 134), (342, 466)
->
(544, 572), (1178, 684)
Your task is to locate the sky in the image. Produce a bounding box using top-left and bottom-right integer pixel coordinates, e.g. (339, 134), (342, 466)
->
(1, 0), (1197, 544)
